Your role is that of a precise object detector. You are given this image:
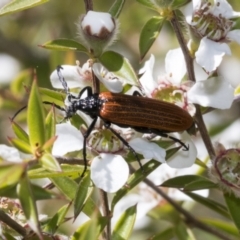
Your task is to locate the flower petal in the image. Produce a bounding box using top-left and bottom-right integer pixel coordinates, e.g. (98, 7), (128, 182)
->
(129, 138), (166, 163)
(52, 123), (83, 155)
(90, 153), (129, 193)
(195, 37), (231, 73)
(227, 30), (240, 45)
(167, 132), (197, 168)
(139, 54), (157, 97)
(50, 65), (89, 89)
(81, 11), (115, 36)
(187, 76), (234, 109)
(212, 0), (240, 18)
(0, 145), (22, 162)
(165, 48), (186, 83)
(92, 63), (123, 93)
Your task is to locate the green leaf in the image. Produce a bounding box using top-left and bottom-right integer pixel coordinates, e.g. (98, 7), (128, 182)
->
(50, 176), (78, 201)
(174, 221), (195, 240)
(28, 80), (46, 152)
(74, 172), (93, 219)
(71, 215), (108, 240)
(40, 153), (61, 172)
(8, 137), (32, 154)
(150, 227), (175, 240)
(17, 173), (42, 239)
(224, 192), (240, 231)
(111, 160), (161, 209)
(184, 192), (230, 219)
(139, 16), (165, 60)
(109, 0), (125, 18)
(112, 205), (137, 240)
(40, 39), (88, 53)
(0, 0), (48, 16)
(44, 107), (56, 152)
(201, 218), (239, 237)
(40, 87), (66, 104)
(171, 0), (191, 9)
(11, 120), (29, 143)
(99, 51), (138, 85)
(10, 69), (32, 98)
(44, 203), (71, 234)
(0, 163), (25, 188)
(28, 165), (83, 179)
(148, 202), (180, 222)
(136, 0), (158, 10)
(161, 175), (216, 190)
(0, 183), (55, 200)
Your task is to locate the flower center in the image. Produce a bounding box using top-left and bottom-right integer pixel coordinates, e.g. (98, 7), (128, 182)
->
(191, 1), (234, 41)
(87, 128), (124, 153)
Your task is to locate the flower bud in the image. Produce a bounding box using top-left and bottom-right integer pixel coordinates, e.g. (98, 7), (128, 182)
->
(77, 11), (119, 57)
(209, 146), (240, 198)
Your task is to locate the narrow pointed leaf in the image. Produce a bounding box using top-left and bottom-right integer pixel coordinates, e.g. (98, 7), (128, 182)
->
(171, 0), (191, 9)
(50, 176), (99, 217)
(40, 153), (61, 172)
(17, 173), (42, 239)
(40, 39), (88, 53)
(175, 221), (195, 240)
(0, 163), (25, 188)
(71, 216), (108, 240)
(161, 175), (215, 189)
(99, 51), (138, 85)
(28, 80), (45, 152)
(11, 120), (29, 143)
(112, 205), (137, 240)
(111, 159), (161, 209)
(0, 0), (48, 16)
(184, 192), (230, 219)
(44, 203), (71, 234)
(0, 183), (55, 200)
(8, 137), (32, 154)
(109, 0), (125, 18)
(151, 227), (175, 240)
(50, 176), (78, 200)
(40, 87), (66, 104)
(45, 107), (56, 147)
(10, 69), (32, 97)
(201, 218), (239, 237)
(224, 193), (240, 231)
(136, 0), (158, 10)
(74, 172), (93, 219)
(139, 16), (165, 60)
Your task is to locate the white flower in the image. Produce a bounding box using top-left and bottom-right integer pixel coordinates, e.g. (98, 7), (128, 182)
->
(139, 53), (197, 168)
(50, 61), (92, 90)
(52, 122), (166, 193)
(187, 0), (240, 73)
(0, 144), (22, 162)
(187, 76), (234, 109)
(52, 123), (84, 156)
(92, 63), (123, 93)
(50, 61), (123, 93)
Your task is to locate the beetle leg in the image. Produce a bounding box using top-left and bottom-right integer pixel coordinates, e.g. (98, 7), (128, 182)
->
(103, 122), (144, 172)
(134, 127), (189, 151)
(81, 117), (98, 178)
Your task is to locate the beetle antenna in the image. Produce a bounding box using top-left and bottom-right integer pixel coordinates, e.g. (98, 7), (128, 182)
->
(11, 105), (28, 121)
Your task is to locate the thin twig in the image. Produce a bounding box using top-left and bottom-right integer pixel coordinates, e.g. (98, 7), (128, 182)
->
(142, 176), (231, 240)
(84, 0), (93, 12)
(99, 189), (111, 240)
(170, 11), (216, 160)
(0, 210), (27, 237)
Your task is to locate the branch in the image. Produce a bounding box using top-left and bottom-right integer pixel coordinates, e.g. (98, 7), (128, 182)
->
(170, 11), (216, 160)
